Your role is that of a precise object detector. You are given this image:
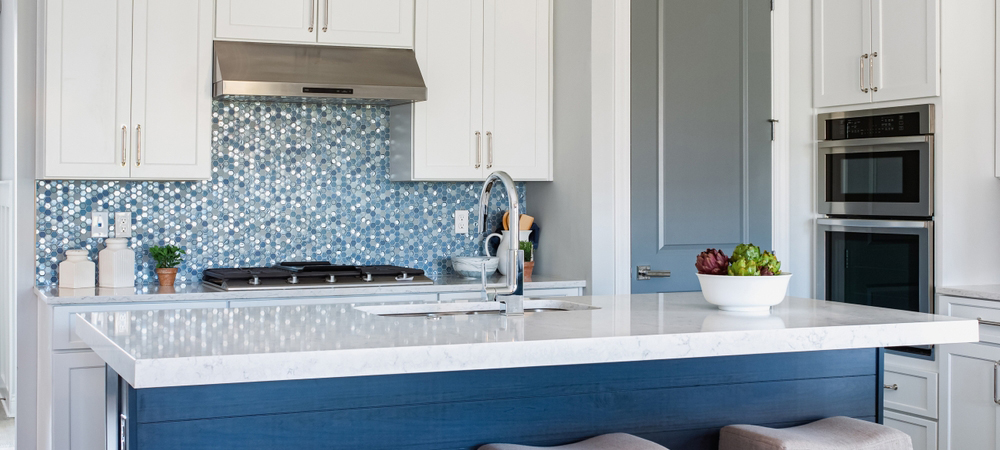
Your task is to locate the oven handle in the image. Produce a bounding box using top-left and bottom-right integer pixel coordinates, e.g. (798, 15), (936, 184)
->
(817, 218), (933, 229)
(818, 135), (930, 148)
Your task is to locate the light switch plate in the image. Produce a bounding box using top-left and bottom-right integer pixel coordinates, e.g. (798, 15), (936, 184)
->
(91, 211), (109, 238)
(114, 212), (132, 237)
(455, 210), (469, 234)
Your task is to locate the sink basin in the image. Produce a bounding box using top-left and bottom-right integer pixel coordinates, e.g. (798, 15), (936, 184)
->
(356, 299), (599, 318)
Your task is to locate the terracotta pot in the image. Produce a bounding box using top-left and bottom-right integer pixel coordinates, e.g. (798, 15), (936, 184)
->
(156, 268), (178, 287)
(523, 261), (534, 282)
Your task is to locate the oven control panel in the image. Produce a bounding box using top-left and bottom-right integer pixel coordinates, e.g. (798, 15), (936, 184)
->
(825, 112), (922, 140)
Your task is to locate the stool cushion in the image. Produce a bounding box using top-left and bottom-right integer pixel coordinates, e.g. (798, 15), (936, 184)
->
(479, 433), (668, 450)
(719, 416), (912, 450)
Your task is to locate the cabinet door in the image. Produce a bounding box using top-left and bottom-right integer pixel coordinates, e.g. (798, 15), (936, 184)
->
(409, 0), (485, 180)
(215, 0), (317, 43)
(813, 0), (873, 107)
(41, 0), (133, 179)
(939, 343), (1000, 449)
(870, 0), (939, 102)
(130, 0), (214, 180)
(884, 410), (937, 450)
(319, 0), (414, 48)
(482, 0), (552, 181)
(51, 352), (106, 450)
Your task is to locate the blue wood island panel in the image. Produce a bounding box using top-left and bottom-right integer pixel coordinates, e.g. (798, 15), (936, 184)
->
(117, 349), (881, 450)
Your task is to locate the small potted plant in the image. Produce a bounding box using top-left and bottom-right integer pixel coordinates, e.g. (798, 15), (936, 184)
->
(149, 245), (184, 286)
(520, 241), (534, 281)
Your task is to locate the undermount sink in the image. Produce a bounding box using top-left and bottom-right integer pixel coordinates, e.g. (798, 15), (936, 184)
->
(357, 299), (599, 318)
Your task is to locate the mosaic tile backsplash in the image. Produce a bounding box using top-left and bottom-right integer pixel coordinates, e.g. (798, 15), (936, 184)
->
(36, 102), (524, 286)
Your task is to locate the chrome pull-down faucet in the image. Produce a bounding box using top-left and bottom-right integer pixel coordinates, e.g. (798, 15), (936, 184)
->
(478, 171), (524, 315)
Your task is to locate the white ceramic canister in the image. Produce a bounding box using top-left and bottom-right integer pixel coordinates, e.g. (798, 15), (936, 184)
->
(59, 249), (96, 288)
(99, 238), (136, 288)
(484, 230), (532, 276)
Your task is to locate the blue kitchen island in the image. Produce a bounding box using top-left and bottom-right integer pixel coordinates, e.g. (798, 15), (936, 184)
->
(76, 293), (978, 450)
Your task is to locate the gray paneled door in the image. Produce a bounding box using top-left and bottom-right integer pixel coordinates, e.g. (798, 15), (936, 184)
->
(631, 0), (772, 293)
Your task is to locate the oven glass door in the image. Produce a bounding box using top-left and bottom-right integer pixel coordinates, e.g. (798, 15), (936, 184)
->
(819, 136), (932, 217)
(818, 219), (932, 316)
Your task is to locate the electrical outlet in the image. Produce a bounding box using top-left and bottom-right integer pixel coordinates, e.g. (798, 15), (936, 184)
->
(455, 210), (469, 234)
(91, 211), (109, 238)
(114, 212), (132, 237)
(114, 312), (130, 336)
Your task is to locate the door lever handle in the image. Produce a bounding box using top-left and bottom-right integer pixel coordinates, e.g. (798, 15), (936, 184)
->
(637, 266), (671, 280)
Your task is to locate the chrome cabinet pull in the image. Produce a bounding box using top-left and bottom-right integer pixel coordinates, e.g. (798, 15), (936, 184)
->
(308, 0), (316, 32)
(486, 131), (493, 169)
(474, 131), (482, 169)
(134, 125), (141, 167)
(883, 383), (898, 391)
(870, 52), (878, 92)
(637, 266), (671, 280)
(994, 361), (1000, 405)
(120, 125), (127, 167)
(977, 317), (1000, 327)
(322, 0), (329, 32)
(860, 54), (869, 93)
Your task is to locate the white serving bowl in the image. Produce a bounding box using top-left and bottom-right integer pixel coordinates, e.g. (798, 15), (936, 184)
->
(696, 273), (792, 313)
(451, 256), (500, 279)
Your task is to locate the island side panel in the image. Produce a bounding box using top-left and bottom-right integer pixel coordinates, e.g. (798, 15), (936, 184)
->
(115, 349), (881, 450)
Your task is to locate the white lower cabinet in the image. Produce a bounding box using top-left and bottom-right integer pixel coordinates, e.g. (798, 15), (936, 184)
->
(939, 342), (1000, 450)
(883, 353), (939, 450)
(885, 410), (938, 450)
(51, 351), (107, 450)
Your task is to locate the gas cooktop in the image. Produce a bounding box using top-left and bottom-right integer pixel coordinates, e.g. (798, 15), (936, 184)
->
(202, 262), (434, 291)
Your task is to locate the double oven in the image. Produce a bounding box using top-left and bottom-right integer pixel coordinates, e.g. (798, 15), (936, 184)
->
(815, 105), (934, 356)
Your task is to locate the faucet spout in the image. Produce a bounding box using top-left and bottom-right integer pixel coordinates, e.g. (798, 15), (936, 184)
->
(478, 171), (524, 314)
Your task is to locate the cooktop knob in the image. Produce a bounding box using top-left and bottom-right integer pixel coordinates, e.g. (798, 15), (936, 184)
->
(325, 275), (337, 283)
(287, 275), (299, 284)
(363, 273), (373, 282)
(248, 276), (261, 286)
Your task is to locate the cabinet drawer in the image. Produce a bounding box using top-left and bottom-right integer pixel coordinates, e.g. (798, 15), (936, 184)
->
(52, 301), (227, 351)
(884, 410), (937, 450)
(940, 295), (1000, 344)
(884, 365), (938, 419)
(228, 294), (438, 308)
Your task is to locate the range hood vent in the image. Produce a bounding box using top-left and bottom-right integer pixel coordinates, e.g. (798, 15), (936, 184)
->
(213, 41), (426, 106)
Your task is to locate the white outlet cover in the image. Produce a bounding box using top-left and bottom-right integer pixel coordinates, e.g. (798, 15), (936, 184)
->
(114, 212), (132, 237)
(91, 211), (109, 238)
(455, 210), (469, 234)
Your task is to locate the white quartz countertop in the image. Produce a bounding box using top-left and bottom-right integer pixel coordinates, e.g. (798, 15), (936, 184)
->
(939, 285), (1000, 302)
(36, 275), (585, 305)
(75, 292), (979, 389)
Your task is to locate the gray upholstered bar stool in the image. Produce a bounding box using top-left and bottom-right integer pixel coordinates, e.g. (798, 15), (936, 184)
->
(479, 433), (668, 450)
(719, 416), (912, 450)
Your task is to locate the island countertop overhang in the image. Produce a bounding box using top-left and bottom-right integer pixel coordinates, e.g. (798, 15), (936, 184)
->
(75, 292), (980, 389)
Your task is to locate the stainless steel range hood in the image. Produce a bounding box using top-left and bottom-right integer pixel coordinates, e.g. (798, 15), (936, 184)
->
(213, 41), (426, 106)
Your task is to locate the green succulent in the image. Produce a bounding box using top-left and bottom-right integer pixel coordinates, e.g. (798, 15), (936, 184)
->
(730, 243), (762, 264)
(727, 257), (760, 276)
(759, 251), (781, 276)
(149, 245), (184, 269)
(519, 240), (533, 262)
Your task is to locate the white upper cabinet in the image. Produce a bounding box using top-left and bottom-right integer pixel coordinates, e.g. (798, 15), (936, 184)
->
(40, 0), (213, 180)
(813, 0), (939, 108)
(215, 0), (317, 43)
(391, 0), (552, 181)
(216, 0), (415, 49)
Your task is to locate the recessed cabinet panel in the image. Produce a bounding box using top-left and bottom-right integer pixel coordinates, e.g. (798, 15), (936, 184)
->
(407, 0), (485, 181)
(51, 352), (106, 450)
(871, 0), (939, 102)
(42, 0), (132, 179)
(130, 0), (213, 180)
(483, 0), (551, 180)
(215, 0), (316, 43)
(319, 0), (414, 48)
(939, 342), (1000, 450)
(813, 0), (872, 107)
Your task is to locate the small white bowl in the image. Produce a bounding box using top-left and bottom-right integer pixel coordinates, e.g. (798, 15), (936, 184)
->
(451, 256), (500, 278)
(696, 273), (792, 313)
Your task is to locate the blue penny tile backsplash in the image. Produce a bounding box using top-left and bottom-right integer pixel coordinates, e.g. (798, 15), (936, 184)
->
(35, 102), (524, 286)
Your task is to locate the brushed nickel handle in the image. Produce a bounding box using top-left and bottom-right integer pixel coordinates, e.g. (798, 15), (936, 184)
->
(994, 361), (1000, 405)
(884, 383), (898, 391)
(637, 265), (671, 280)
(475, 131), (482, 169)
(978, 317), (1000, 327)
(322, 0), (329, 32)
(134, 124), (141, 167)
(860, 54), (869, 93)
(308, 0), (316, 32)
(120, 125), (127, 167)
(486, 131), (493, 169)
(870, 52), (878, 92)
